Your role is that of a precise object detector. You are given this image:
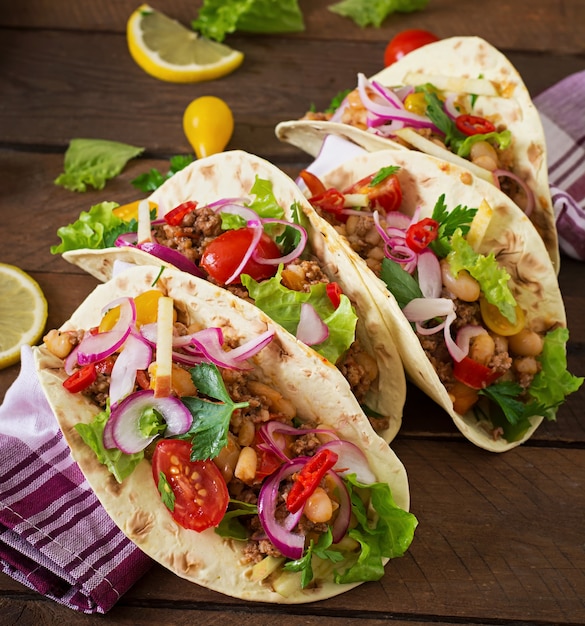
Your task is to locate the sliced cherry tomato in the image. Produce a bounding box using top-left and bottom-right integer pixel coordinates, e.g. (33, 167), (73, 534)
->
(152, 439), (229, 532)
(384, 29), (440, 67)
(309, 188), (348, 222)
(253, 431), (284, 481)
(164, 201), (198, 226)
(63, 364), (97, 393)
(200, 228), (281, 285)
(455, 114), (496, 136)
(344, 171), (403, 213)
(299, 170), (327, 196)
(95, 356), (116, 376)
(405, 217), (439, 252)
(453, 356), (503, 390)
(286, 448), (338, 514)
(326, 282), (343, 309)
(480, 298), (526, 336)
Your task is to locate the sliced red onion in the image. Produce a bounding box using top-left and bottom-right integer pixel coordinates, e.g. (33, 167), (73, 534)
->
(318, 440), (376, 485)
(492, 169), (535, 217)
(214, 203), (258, 222)
(224, 329), (275, 363)
(326, 469), (352, 544)
(109, 333), (153, 407)
(257, 458), (308, 559)
(385, 212), (412, 230)
(136, 242), (206, 278)
(370, 79), (405, 110)
(417, 249), (442, 299)
(443, 93), (461, 120)
(64, 343), (80, 375)
(77, 297), (136, 365)
(455, 325), (488, 357)
(106, 389), (192, 454)
(206, 197), (249, 210)
(252, 219), (307, 266)
(296, 303), (329, 346)
(225, 221), (264, 284)
(257, 422), (339, 461)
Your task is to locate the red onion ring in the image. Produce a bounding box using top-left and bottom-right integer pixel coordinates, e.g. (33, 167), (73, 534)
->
(109, 332), (153, 407)
(296, 303), (329, 346)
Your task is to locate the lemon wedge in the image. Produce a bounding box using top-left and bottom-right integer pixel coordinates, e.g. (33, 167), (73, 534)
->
(0, 263), (48, 369)
(127, 4), (244, 83)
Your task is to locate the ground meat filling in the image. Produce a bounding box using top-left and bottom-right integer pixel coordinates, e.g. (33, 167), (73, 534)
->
(151, 208), (381, 420)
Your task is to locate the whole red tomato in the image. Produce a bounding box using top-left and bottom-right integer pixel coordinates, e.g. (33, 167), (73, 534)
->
(384, 29), (439, 67)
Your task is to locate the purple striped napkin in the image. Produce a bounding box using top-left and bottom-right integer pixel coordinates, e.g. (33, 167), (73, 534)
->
(534, 70), (585, 261)
(0, 346), (152, 614)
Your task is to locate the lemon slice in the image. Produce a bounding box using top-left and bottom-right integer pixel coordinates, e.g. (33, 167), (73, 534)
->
(0, 264), (48, 369)
(127, 4), (244, 83)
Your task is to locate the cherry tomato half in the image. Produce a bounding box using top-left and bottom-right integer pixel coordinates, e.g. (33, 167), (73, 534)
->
(453, 356), (503, 390)
(152, 439), (229, 532)
(480, 298), (526, 336)
(344, 172), (403, 213)
(384, 29), (439, 67)
(164, 201), (198, 226)
(200, 228), (281, 285)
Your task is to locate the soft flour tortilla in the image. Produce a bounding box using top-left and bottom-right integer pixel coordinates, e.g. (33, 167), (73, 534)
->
(33, 264), (411, 603)
(298, 149), (566, 452)
(275, 36), (559, 272)
(63, 150), (406, 442)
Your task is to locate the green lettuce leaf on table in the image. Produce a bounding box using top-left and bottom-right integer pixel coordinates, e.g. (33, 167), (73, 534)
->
(328, 0), (429, 27)
(54, 138), (144, 192)
(192, 0), (305, 42)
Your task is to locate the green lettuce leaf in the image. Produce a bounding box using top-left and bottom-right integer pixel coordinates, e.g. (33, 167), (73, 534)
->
(192, 0), (304, 42)
(54, 138), (144, 192)
(242, 266), (358, 365)
(75, 408), (143, 484)
(334, 474), (417, 584)
(328, 0), (428, 27)
(50, 201), (132, 254)
(528, 327), (583, 420)
(447, 229), (517, 323)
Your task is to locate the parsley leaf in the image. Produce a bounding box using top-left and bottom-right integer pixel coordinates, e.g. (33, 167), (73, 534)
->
(157, 471), (175, 512)
(429, 194), (477, 257)
(181, 363), (249, 461)
(325, 88), (352, 114)
(370, 165), (400, 186)
(423, 91), (467, 151)
(215, 499), (258, 540)
(380, 258), (423, 309)
(479, 381), (542, 426)
(284, 528), (343, 588)
(131, 154), (194, 192)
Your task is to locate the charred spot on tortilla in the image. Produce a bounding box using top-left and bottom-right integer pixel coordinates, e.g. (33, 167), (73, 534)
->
(126, 509), (156, 540)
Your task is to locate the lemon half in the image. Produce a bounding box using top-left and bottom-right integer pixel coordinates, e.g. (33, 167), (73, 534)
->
(127, 5), (244, 83)
(0, 263), (48, 369)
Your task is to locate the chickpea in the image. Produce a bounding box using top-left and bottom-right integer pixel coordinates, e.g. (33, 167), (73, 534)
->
(364, 226), (382, 246)
(171, 364), (197, 397)
(469, 334), (495, 366)
(367, 245), (385, 262)
(43, 329), (79, 359)
(213, 432), (241, 483)
(345, 215), (360, 236)
(470, 141), (499, 171)
(247, 380), (296, 419)
(303, 487), (333, 523)
(237, 419), (256, 447)
(513, 356), (539, 376)
(234, 446), (257, 484)
(508, 328), (544, 357)
(440, 260), (480, 302)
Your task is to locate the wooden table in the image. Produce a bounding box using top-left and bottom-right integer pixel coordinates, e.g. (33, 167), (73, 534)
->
(1, 1), (584, 624)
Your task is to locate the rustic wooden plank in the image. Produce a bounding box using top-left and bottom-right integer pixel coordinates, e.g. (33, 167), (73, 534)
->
(0, 30), (582, 159)
(1, 0), (585, 55)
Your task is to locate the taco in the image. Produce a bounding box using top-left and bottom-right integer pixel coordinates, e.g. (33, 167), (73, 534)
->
(53, 150), (406, 442)
(275, 36), (559, 271)
(293, 149), (582, 452)
(34, 264), (416, 603)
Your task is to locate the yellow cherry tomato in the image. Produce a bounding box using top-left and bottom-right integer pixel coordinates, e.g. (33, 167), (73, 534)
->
(479, 297), (526, 336)
(99, 290), (165, 332)
(403, 92), (427, 115)
(183, 96), (234, 159)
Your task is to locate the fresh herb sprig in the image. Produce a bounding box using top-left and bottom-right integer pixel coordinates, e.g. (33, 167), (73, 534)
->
(131, 154), (194, 192)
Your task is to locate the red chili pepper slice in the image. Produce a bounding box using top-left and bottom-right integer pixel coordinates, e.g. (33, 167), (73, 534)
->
(299, 170), (327, 196)
(286, 448), (338, 514)
(452, 356), (503, 390)
(63, 363), (97, 393)
(405, 217), (439, 252)
(309, 189), (348, 222)
(455, 114), (496, 136)
(164, 201), (198, 226)
(326, 282), (342, 309)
